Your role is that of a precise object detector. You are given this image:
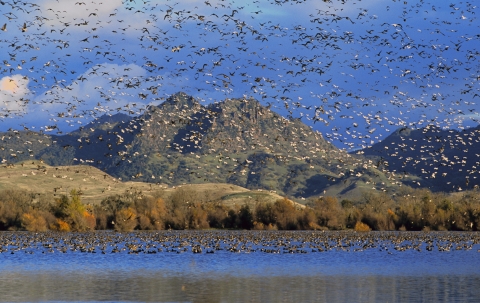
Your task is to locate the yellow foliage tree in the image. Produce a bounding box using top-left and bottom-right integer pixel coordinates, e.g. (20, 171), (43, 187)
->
(83, 210), (96, 231)
(56, 219), (71, 232)
(354, 221), (371, 232)
(314, 196), (343, 229)
(21, 211), (48, 232)
(114, 207), (137, 231)
(274, 197), (297, 230)
(53, 189), (93, 231)
(188, 203), (209, 229)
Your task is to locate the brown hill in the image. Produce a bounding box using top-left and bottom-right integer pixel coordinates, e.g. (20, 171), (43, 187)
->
(0, 160), (302, 208)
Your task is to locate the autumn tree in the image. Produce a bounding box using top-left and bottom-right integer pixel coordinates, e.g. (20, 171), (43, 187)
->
(254, 202), (276, 227)
(136, 196), (167, 230)
(313, 196), (343, 230)
(0, 189), (32, 230)
(51, 189), (96, 231)
(273, 198), (297, 230)
(21, 210), (48, 232)
(361, 191), (395, 230)
(114, 207), (138, 231)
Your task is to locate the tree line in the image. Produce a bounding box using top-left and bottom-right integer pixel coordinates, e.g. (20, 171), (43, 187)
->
(0, 186), (478, 232)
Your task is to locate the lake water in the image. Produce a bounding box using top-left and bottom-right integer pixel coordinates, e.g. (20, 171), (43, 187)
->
(0, 231), (479, 302)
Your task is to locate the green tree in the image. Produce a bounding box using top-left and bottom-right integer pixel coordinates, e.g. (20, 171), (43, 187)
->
(237, 204), (254, 229)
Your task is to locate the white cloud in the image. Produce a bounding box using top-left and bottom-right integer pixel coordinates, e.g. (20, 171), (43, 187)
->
(23, 63), (167, 128)
(0, 75), (31, 116)
(33, 63), (146, 104)
(39, 0), (123, 23)
(452, 113), (480, 128)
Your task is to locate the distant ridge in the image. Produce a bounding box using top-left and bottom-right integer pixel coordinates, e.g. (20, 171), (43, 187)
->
(359, 124), (480, 191)
(0, 92), (426, 199)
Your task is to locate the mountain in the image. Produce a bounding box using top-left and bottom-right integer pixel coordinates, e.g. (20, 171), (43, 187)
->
(359, 124), (480, 191)
(0, 92), (418, 200)
(72, 112), (133, 135)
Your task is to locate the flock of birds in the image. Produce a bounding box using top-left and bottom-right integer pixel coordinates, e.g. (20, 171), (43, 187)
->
(0, 0), (479, 194)
(0, 231), (479, 255)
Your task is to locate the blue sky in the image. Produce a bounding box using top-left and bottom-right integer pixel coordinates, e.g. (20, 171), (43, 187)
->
(0, 0), (478, 149)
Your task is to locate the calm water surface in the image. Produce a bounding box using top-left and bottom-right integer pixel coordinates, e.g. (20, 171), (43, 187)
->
(0, 231), (479, 302)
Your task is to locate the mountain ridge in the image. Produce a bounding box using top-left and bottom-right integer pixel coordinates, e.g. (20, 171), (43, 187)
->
(359, 123), (480, 191)
(0, 92), (445, 200)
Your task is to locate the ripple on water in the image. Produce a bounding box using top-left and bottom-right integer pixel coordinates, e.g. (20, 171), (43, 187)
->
(0, 231), (479, 302)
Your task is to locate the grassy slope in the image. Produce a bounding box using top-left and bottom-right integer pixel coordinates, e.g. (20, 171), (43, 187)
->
(0, 160), (299, 207)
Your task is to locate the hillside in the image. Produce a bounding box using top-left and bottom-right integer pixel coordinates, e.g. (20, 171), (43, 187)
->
(0, 160), (152, 205)
(0, 160), (302, 208)
(0, 92), (419, 200)
(359, 124), (480, 191)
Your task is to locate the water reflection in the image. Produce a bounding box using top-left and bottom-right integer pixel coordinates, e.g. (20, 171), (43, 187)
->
(0, 231), (479, 302)
(1, 271), (479, 302)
